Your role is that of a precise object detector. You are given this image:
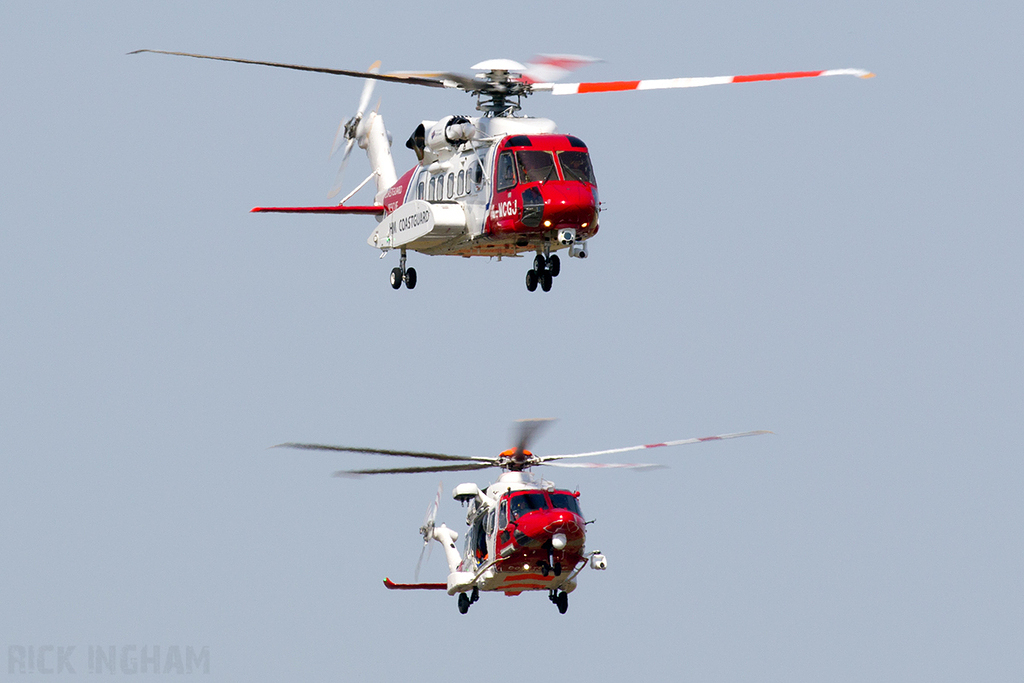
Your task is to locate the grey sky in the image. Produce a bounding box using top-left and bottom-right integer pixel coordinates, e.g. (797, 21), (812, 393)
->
(2, 1), (1022, 680)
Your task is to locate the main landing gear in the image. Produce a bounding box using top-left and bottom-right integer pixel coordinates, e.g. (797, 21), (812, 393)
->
(457, 587), (480, 615)
(548, 589), (569, 614)
(538, 560), (562, 577)
(390, 249), (416, 290)
(525, 252), (560, 292)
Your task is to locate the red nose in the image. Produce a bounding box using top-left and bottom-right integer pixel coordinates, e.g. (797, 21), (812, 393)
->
(517, 509), (585, 541)
(541, 182), (597, 229)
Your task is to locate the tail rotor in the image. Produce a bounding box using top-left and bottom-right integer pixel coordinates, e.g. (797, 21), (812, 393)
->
(328, 60), (379, 199)
(414, 481), (442, 581)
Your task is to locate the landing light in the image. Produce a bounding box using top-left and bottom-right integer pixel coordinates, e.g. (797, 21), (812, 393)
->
(581, 222), (588, 228)
(543, 220), (552, 227)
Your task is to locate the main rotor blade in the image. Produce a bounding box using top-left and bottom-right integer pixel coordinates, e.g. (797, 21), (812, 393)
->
(538, 430), (772, 462)
(273, 442), (491, 463)
(543, 462), (667, 470)
(385, 70), (487, 91)
(532, 68), (873, 95)
(332, 462), (495, 477)
(129, 50), (451, 89)
(521, 54), (601, 84)
(512, 418), (555, 460)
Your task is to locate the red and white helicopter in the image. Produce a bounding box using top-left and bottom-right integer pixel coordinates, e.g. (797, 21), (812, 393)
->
(276, 420), (770, 614)
(132, 49), (872, 291)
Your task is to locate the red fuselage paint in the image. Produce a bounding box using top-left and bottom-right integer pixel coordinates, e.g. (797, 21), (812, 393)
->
(494, 490), (587, 576)
(383, 166), (417, 213)
(486, 135), (599, 242)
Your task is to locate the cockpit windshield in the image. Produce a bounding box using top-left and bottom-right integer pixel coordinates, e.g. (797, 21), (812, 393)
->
(516, 151), (558, 183)
(509, 492), (549, 519)
(557, 151), (597, 184)
(549, 492), (583, 516)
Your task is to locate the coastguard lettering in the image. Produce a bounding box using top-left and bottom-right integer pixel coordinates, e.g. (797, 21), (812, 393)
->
(387, 209), (431, 234)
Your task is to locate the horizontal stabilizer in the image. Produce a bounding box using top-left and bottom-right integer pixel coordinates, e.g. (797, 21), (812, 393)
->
(251, 205), (384, 215)
(383, 578), (447, 590)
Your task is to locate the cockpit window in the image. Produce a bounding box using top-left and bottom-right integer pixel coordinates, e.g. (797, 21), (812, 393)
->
(550, 493), (582, 517)
(516, 151), (558, 183)
(509, 492), (548, 519)
(496, 152), (517, 191)
(557, 151), (597, 184)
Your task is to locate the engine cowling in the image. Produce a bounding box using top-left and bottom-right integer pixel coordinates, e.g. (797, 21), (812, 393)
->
(425, 116), (475, 157)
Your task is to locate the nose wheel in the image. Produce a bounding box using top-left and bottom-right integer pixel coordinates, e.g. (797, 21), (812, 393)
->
(525, 253), (560, 292)
(546, 254), (560, 277)
(390, 250), (417, 290)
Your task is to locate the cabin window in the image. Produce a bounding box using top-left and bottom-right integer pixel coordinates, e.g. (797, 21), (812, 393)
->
(557, 151), (597, 184)
(475, 518), (488, 558)
(467, 516), (487, 560)
(509, 492), (549, 520)
(447, 172), (454, 199)
(550, 493), (583, 517)
(474, 161), (484, 185)
(516, 150), (558, 183)
(417, 182), (424, 200)
(428, 176), (436, 201)
(496, 152), (517, 191)
(457, 170), (465, 195)
(499, 499), (508, 529)
(465, 521), (477, 556)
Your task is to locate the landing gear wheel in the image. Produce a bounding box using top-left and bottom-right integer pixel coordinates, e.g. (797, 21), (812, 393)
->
(525, 269), (539, 292)
(390, 267), (403, 289)
(404, 267), (417, 289)
(540, 271), (553, 292)
(540, 562), (550, 577)
(471, 587), (479, 604)
(534, 253), (547, 272)
(553, 562), (562, 577)
(458, 592), (470, 614)
(548, 254), (560, 277)
(555, 591), (568, 614)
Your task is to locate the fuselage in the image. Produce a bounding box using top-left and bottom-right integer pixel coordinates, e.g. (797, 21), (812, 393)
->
(457, 471), (588, 596)
(368, 116), (600, 259)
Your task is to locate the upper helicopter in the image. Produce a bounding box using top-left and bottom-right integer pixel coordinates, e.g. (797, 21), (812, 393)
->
(132, 49), (873, 291)
(276, 419), (771, 614)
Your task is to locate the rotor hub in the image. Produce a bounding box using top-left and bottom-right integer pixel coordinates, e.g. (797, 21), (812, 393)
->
(470, 70), (533, 116)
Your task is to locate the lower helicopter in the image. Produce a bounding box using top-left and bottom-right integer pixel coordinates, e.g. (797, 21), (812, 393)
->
(276, 419), (770, 614)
